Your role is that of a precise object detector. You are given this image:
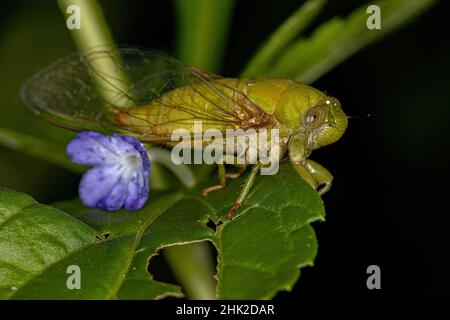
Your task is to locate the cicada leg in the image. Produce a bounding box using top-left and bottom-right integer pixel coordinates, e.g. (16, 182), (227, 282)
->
(291, 159), (333, 195)
(202, 164), (227, 196)
(202, 156), (247, 196)
(223, 154), (246, 179)
(225, 165), (246, 179)
(305, 159), (333, 195)
(226, 162), (262, 220)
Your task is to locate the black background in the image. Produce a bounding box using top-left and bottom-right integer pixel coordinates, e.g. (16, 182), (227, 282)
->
(1, 0), (449, 300)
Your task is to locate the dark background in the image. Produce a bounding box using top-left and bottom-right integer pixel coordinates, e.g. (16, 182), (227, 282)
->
(0, 0), (449, 300)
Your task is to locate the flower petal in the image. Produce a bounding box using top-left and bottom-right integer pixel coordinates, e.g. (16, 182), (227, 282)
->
(67, 132), (118, 166)
(97, 177), (129, 211)
(124, 170), (149, 210)
(67, 131), (149, 165)
(68, 131), (151, 211)
(78, 164), (124, 210)
(115, 134), (151, 210)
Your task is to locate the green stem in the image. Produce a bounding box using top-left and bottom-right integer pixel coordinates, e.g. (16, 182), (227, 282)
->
(57, 0), (134, 106)
(0, 128), (82, 173)
(164, 242), (217, 300)
(147, 148), (196, 188)
(267, 0), (438, 83)
(174, 0), (235, 72)
(241, 0), (327, 77)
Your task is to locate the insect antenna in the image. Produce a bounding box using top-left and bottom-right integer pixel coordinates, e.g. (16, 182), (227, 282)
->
(346, 114), (371, 119)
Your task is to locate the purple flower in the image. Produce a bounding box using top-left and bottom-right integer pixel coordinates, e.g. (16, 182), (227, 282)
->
(67, 131), (150, 211)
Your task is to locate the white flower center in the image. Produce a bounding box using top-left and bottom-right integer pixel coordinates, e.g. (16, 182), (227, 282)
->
(126, 153), (141, 169)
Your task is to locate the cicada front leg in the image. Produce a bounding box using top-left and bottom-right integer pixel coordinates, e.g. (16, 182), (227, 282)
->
(291, 159), (333, 195)
(288, 131), (333, 195)
(305, 159), (333, 195)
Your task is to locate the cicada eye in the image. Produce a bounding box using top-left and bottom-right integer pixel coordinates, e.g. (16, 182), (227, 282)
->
(303, 106), (326, 128)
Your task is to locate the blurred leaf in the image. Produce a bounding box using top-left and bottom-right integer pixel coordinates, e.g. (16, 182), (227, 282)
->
(174, 0), (235, 72)
(267, 0), (438, 83)
(242, 0), (327, 77)
(0, 127), (81, 173)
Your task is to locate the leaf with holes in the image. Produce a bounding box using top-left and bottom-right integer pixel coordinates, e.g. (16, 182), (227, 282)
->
(0, 188), (189, 299)
(1, 162), (324, 299)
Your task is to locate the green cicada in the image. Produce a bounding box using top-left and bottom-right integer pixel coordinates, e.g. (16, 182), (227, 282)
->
(21, 47), (347, 218)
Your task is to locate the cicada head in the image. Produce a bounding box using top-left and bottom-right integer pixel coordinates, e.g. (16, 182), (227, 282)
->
(300, 96), (348, 150)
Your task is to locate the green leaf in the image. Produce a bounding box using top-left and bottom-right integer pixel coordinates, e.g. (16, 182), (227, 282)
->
(59, 163), (323, 299)
(267, 0), (438, 83)
(174, 0), (235, 72)
(241, 0), (328, 77)
(0, 187), (189, 299)
(0, 188), (96, 299)
(0, 162), (324, 299)
(194, 164), (324, 298)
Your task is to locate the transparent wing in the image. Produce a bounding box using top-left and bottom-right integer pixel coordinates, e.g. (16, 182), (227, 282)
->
(20, 46), (273, 141)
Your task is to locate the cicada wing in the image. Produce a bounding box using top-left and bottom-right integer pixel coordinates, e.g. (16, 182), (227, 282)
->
(21, 46), (273, 142)
(20, 47), (191, 134)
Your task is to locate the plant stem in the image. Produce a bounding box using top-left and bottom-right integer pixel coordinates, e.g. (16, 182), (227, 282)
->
(267, 0), (438, 83)
(147, 148), (196, 188)
(174, 0), (235, 72)
(0, 128), (82, 173)
(57, 0), (134, 107)
(164, 242), (217, 300)
(241, 0), (327, 77)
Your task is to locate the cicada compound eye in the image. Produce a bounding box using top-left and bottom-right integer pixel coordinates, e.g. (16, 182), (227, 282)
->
(303, 106), (326, 129)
